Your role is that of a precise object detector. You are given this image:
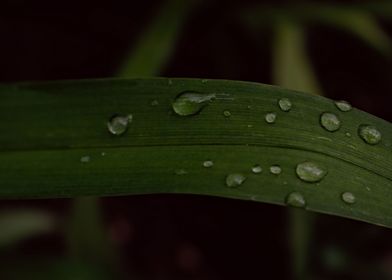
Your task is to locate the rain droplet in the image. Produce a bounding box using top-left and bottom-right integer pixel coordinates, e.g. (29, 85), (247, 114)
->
(320, 112), (340, 132)
(175, 169), (188, 175)
(150, 99), (159, 106)
(80, 155), (90, 163)
(296, 161), (327, 183)
(358, 125), (382, 145)
(203, 160), (214, 168)
(335, 100), (352, 112)
(223, 110), (231, 117)
(107, 114), (132, 136)
(269, 165), (282, 175)
(341, 192), (356, 204)
(251, 165), (262, 174)
(172, 91), (215, 116)
(225, 173), (246, 188)
(278, 98), (292, 112)
(265, 112), (277, 124)
(345, 132), (351, 137)
(286, 192), (306, 208)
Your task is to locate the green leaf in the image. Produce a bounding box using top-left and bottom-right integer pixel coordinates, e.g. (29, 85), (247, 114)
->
(117, 0), (195, 77)
(0, 78), (391, 228)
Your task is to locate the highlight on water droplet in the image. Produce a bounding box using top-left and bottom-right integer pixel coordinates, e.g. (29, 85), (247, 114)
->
(341, 192), (356, 204)
(296, 161), (327, 183)
(286, 192), (306, 208)
(225, 173), (246, 188)
(223, 110), (231, 117)
(320, 112), (340, 132)
(278, 98), (292, 112)
(265, 112), (277, 124)
(80, 155), (90, 163)
(172, 91), (216, 116)
(175, 169), (188, 175)
(335, 100), (352, 112)
(107, 114), (132, 136)
(251, 165), (262, 174)
(203, 160), (214, 168)
(358, 125), (382, 145)
(269, 165), (282, 175)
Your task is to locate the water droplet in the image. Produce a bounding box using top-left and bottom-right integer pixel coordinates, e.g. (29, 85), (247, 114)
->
(168, 79), (173, 85)
(107, 114), (132, 136)
(247, 124), (253, 128)
(150, 99), (159, 106)
(101, 152), (106, 156)
(341, 192), (356, 204)
(223, 110), (231, 117)
(278, 98), (292, 112)
(335, 100), (352, 112)
(80, 155), (90, 163)
(286, 192), (306, 208)
(269, 165), (282, 175)
(172, 91), (215, 116)
(175, 169), (187, 175)
(345, 132), (351, 137)
(296, 161), (327, 183)
(225, 173), (246, 188)
(203, 160), (214, 168)
(251, 165), (262, 174)
(320, 112), (340, 132)
(358, 125), (382, 145)
(265, 112), (277, 124)
(201, 79), (208, 84)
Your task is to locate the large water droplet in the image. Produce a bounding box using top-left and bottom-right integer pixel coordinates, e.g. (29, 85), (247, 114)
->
(80, 155), (90, 163)
(223, 110), (231, 117)
(265, 112), (277, 124)
(269, 165), (282, 175)
(341, 192), (356, 204)
(278, 98), (292, 112)
(296, 161), (327, 183)
(251, 165), (262, 174)
(225, 173), (246, 188)
(335, 100), (352, 112)
(320, 112), (340, 132)
(286, 192), (306, 208)
(172, 91), (215, 116)
(203, 160), (214, 168)
(358, 125), (382, 145)
(107, 114), (132, 135)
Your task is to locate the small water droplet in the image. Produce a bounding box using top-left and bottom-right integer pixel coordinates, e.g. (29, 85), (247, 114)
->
(247, 105), (252, 109)
(203, 160), (214, 168)
(168, 79), (173, 85)
(101, 152), (106, 156)
(175, 169), (188, 175)
(358, 125), (382, 145)
(172, 91), (215, 116)
(345, 132), (351, 137)
(80, 155), (90, 163)
(335, 100), (352, 112)
(296, 161), (327, 183)
(223, 110), (231, 117)
(278, 98), (292, 112)
(341, 192), (356, 204)
(320, 112), (340, 132)
(225, 173), (246, 188)
(107, 114), (132, 135)
(265, 112), (277, 124)
(201, 79), (208, 84)
(150, 99), (159, 106)
(247, 124), (253, 128)
(251, 165), (262, 174)
(269, 165), (282, 175)
(286, 192), (306, 208)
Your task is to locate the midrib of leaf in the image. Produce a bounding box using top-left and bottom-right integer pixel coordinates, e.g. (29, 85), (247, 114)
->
(0, 78), (391, 229)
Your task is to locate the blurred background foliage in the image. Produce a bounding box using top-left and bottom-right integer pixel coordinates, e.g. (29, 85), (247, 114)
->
(0, 0), (392, 279)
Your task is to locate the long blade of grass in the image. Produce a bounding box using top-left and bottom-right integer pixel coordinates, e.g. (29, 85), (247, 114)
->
(0, 78), (391, 228)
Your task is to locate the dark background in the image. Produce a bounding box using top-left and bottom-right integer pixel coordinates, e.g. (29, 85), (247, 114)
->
(0, 0), (391, 279)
